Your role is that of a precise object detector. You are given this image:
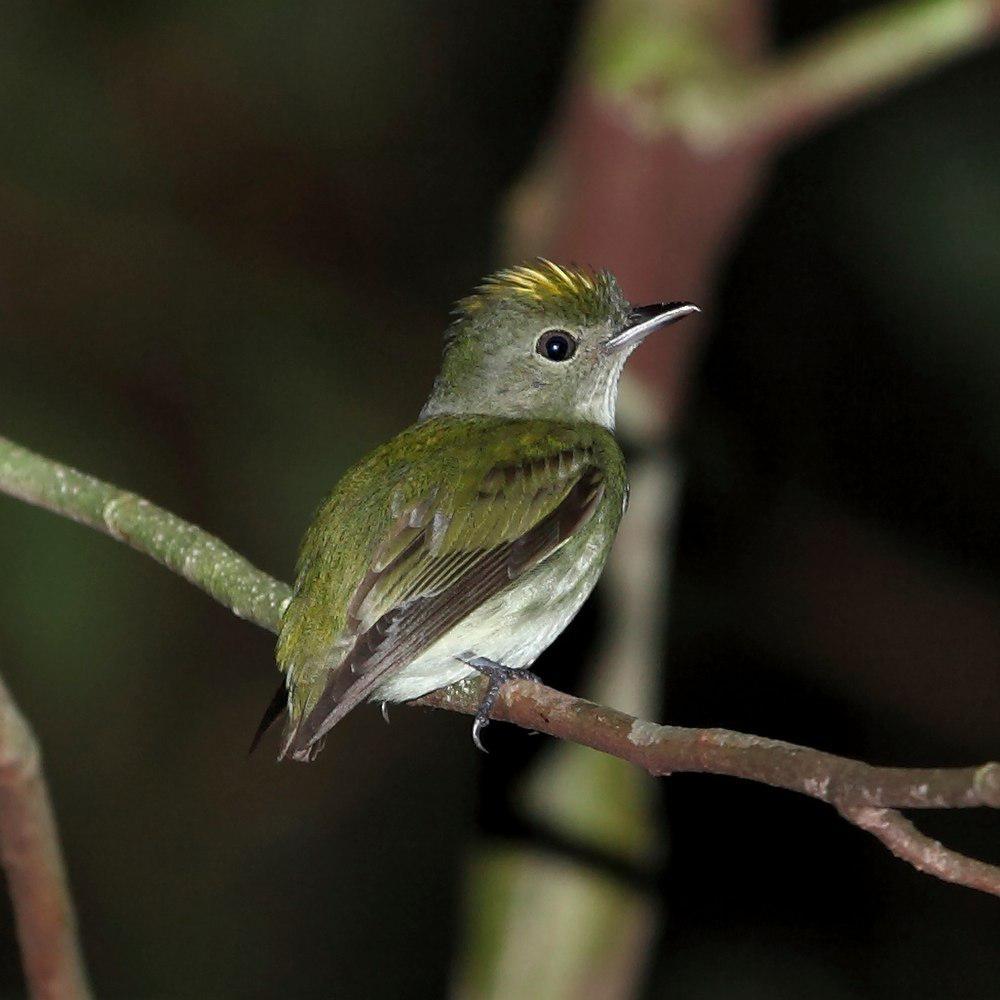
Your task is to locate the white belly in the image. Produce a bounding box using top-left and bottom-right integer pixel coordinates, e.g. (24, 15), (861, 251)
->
(372, 514), (612, 703)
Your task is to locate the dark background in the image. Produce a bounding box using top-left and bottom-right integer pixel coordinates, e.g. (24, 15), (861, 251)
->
(0, 1), (998, 997)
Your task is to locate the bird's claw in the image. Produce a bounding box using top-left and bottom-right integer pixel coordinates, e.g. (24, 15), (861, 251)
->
(458, 653), (541, 753)
(471, 715), (489, 753)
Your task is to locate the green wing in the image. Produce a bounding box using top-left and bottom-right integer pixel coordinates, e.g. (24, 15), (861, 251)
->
(275, 416), (619, 760)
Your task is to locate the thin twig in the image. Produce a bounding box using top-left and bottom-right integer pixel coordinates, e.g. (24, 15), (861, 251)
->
(1, 433), (998, 897)
(0, 673), (92, 999)
(841, 806), (1000, 897)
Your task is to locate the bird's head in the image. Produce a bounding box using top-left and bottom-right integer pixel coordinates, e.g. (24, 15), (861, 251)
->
(420, 260), (698, 429)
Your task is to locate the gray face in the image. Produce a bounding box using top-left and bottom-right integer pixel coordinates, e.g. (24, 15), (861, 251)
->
(420, 287), (698, 430)
(421, 295), (634, 429)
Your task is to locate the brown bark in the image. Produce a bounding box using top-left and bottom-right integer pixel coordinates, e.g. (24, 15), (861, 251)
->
(418, 676), (1000, 897)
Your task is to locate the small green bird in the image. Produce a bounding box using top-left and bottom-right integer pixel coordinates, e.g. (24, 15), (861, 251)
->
(258, 260), (697, 761)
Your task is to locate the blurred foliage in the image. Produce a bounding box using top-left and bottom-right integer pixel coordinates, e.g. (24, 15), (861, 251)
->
(0, 1), (998, 998)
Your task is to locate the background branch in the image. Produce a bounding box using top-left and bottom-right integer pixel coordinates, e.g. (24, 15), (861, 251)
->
(0, 671), (91, 999)
(1, 433), (997, 898)
(593, 0), (1000, 150)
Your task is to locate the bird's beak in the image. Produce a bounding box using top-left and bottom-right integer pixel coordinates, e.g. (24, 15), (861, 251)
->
(602, 301), (700, 354)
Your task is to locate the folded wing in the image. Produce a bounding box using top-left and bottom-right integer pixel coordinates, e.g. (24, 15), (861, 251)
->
(283, 444), (604, 760)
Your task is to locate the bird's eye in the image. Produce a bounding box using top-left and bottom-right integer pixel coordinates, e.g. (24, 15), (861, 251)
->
(535, 330), (577, 362)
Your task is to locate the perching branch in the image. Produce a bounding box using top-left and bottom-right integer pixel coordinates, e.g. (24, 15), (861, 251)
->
(0, 671), (91, 999)
(1, 434), (998, 898)
(592, 0), (1000, 151)
(417, 678), (1000, 814)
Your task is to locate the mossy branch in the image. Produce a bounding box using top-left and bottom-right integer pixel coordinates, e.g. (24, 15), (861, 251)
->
(1, 432), (998, 897)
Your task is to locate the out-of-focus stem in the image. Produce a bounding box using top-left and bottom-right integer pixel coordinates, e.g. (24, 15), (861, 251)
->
(0, 672), (92, 999)
(593, 0), (1000, 151)
(452, 438), (677, 1000)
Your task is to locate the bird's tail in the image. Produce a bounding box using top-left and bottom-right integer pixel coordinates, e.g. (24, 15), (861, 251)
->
(248, 681), (287, 755)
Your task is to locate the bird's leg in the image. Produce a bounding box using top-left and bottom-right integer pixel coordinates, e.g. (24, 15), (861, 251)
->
(458, 654), (540, 752)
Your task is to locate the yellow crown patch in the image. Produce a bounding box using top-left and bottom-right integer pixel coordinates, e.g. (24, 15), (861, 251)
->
(455, 259), (620, 319)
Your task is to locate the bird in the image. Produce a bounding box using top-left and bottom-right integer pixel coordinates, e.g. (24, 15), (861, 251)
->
(255, 260), (698, 761)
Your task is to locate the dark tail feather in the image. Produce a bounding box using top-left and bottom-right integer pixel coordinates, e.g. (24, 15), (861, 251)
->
(249, 681), (288, 755)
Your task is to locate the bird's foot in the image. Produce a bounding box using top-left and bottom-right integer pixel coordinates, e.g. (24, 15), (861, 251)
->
(457, 654), (540, 753)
